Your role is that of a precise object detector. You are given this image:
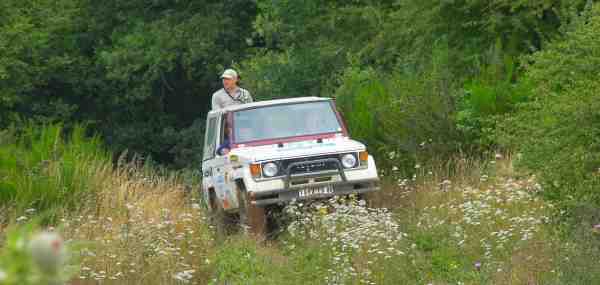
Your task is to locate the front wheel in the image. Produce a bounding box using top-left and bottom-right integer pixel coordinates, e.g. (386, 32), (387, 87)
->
(237, 186), (266, 237)
(208, 190), (233, 240)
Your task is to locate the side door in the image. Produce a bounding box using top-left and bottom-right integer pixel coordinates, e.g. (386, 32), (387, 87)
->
(201, 114), (220, 208)
(201, 113), (235, 211)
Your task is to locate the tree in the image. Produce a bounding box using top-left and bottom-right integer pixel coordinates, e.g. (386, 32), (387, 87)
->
(499, 3), (600, 209)
(0, 0), (259, 168)
(0, 0), (85, 126)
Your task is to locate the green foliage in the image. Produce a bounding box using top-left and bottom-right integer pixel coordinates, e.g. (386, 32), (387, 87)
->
(243, 0), (387, 100)
(0, 224), (36, 285)
(362, 0), (586, 74)
(211, 239), (270, 284)
(499, 4), (600, 210)
(550, 207), (600, 284)
(0, 224), (76, 285)
(331, 44), (463, 172)
(334, 65), (387, 150)
(457, 41), (533, 150)
(81, 0), (257, 168)
(0, 0), (595, 171)
(241, 49), (323, 100)
(0, 0), (84, 127)
(0, 124), (109, 214)
(380, 69), (461, 171)
(0, 0), (257, 168)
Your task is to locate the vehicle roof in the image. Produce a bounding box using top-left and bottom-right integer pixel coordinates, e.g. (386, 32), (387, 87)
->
(208, 96), (333, 115)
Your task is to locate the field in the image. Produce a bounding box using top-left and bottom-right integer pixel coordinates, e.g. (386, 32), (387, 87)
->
(0, 126), (572, 284)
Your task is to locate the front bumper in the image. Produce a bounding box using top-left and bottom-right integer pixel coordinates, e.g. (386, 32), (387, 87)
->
(244, 155), (379, 206)
(250, 178), (380, 206)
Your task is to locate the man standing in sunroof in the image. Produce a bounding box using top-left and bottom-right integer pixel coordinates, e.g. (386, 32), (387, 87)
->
(211, 68), (253, 110)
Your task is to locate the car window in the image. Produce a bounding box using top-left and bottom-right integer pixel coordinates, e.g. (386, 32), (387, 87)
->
(233, 101), (342, 143)
(203, 116), (218, 161)
(220, 114), (229, 142)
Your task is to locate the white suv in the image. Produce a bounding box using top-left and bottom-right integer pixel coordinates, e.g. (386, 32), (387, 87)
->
(201, 97), (379, 234)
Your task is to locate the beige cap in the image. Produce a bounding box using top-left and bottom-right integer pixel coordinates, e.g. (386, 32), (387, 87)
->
(220, 68), (238, 79)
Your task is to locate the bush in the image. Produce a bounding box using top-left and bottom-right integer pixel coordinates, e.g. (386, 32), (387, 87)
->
(499, 4), (600, 210)
(333, 65), (388, 156)
(241, 48), (336, 101)
(457, 43), (532, 151)
(456, 77), (532, 151)
(333, 44), (464, 173)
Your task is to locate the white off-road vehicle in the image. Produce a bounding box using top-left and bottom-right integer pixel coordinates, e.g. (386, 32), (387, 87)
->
(201, 97), (379, 234)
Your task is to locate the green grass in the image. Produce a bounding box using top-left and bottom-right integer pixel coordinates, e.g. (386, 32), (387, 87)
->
(0, 124), (110, 217)
(2, 129), (600, 284)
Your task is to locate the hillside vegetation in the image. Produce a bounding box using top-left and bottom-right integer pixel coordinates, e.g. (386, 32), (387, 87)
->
(0, 126), (568, 284)
(2, 1), (600, 284)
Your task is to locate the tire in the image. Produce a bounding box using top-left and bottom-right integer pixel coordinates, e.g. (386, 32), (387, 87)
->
(209, 190), (231, 240)
(236, 185), (266, 237)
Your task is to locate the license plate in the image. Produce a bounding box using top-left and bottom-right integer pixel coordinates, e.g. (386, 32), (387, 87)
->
(298, 185), (334, 198)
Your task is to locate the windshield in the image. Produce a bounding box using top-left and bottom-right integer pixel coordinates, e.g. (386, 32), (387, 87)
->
(232, 101), (343, 143)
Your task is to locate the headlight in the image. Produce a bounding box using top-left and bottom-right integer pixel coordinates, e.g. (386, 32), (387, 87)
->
(341, 153), (357, 169)
(262, 162), (279, 177)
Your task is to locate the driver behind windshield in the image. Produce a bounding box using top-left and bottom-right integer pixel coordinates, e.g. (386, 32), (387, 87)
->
(217, 122), (231, 155)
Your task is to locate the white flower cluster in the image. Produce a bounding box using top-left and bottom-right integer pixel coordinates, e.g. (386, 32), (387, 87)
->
(416, 175), (551, 273)
(173, 269), (196, 283)
(63, 197), (210, 283)
(285, 196), (409, 284)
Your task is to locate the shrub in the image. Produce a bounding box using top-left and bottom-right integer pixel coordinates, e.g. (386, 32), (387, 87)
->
(457, 46), (532, 151)
(334, 48), (464, 173)
(333, 65), (388, 156)
(498, 4), (600, 211)
(241, 48), (333, 101)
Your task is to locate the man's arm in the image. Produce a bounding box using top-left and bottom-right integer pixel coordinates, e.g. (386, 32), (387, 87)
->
(211, 92), (220, 110)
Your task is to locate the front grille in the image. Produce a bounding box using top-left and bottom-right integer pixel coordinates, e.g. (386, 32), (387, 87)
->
(281, 154), (341, 175)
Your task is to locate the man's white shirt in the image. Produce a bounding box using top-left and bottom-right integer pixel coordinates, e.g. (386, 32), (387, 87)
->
(211, 87), (253, 110)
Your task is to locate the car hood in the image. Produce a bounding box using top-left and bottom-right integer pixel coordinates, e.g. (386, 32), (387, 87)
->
(230, 137), (365, 162)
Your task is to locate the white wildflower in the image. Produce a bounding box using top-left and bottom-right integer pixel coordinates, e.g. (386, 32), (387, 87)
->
(173, 270), (195, 283)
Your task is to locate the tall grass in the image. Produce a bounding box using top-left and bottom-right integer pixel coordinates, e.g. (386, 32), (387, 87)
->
(245, 154), (556, 284)
(0, 124), (109, 217)
(0, 127), (579, 284)
(59, 159), (210, 284)
(0, 124), (210, 284)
